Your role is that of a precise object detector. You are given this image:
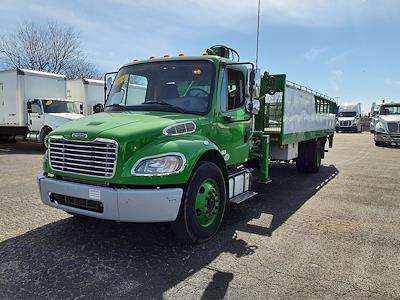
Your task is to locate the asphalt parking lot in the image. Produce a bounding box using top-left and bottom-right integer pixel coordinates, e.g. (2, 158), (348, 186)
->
(0, 133), (399, 300)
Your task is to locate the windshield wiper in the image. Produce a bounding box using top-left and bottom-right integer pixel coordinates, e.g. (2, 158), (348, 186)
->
(105, 103), (126, 110)
(145, 101), (186, 113)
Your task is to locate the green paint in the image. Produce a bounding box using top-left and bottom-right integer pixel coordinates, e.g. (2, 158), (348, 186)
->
(195, 178), (220, 227)
(43, 53), (335, 192)
(281, 129), (335, 145)
(260, 135), (270, 183)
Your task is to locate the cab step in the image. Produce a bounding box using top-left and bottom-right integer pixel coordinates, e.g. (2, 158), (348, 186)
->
(229, 191), (258, 205)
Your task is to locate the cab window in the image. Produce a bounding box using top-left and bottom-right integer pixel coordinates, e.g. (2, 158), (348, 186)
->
(221, 69), (245, 111)
(31, 100), (42, 115)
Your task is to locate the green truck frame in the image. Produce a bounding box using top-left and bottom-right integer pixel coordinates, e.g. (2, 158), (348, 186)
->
(37, 46), (336, 243)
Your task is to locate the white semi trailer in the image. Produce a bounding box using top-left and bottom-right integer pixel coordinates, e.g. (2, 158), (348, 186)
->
(0, 68), (84, 146)
(67, 78), (105, 115)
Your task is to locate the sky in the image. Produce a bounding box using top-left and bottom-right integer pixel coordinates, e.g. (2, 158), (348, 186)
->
(0, 0), (399, 112)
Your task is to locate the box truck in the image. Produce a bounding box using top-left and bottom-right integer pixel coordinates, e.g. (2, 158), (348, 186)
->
(37, 45), (336, 243)
(0, 68), (84, 146)
(67, 78), (105, 115)
(336, 103), (362, 133)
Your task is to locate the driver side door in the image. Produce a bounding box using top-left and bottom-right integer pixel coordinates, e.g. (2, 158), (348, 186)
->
(28, 100), (44, 132)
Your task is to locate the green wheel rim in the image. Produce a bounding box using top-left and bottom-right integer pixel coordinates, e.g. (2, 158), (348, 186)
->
(195, 178), (220, 227)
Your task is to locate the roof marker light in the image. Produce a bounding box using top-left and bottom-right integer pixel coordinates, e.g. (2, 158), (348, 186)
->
(163, 54), (170, 58)
(178, 53), (185, 57)
(149, 56), (156, 59)
(202, 52), (209, 56)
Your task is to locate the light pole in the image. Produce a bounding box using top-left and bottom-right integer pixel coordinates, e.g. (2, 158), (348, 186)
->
(0, 50), (21, 68)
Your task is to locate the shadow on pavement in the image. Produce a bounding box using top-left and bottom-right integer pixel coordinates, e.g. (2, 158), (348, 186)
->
(0, 142), (45, 155)
(0, 163), (338, 299)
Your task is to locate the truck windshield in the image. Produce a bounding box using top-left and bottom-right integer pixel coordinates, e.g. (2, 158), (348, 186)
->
(105, 61), (214, 115)
(338, 112), (356, 117)
(380, 105), (400, 115)
(41, 100), (78, 114)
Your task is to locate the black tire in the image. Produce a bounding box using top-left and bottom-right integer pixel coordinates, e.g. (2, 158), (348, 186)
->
(41, 127), (52, 148)
(296, 141), (308, 173)
(375, 141), (384, 147)
(172, 161), (226, 244)
(307, 139), (322, 173)
(296, 140), (322, 173)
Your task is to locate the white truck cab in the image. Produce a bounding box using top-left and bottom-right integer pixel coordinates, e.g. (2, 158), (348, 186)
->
(26, 98), (84, 146)
(336, 103), (362, 133)
(374, 102), (400, 146)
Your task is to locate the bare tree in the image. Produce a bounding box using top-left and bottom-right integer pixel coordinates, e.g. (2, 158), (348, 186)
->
(0, 21), (101, 79)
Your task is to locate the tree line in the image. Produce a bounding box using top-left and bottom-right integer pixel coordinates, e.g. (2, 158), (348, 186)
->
(0, 21), (101, 79)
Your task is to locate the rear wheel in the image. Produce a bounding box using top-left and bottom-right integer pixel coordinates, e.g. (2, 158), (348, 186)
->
(172, 161), (226, 243)
(296, 139), (322, 173)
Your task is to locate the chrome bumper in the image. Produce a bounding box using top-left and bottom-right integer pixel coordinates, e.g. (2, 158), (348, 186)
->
(375, 132), (400, 144)
(37, 173), (183, 222)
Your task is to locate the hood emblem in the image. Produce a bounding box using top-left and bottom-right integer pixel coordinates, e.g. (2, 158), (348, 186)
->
(72, 132), (88, 139)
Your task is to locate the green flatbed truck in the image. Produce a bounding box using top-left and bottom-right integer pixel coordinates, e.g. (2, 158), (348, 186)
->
(37, 46), (336, 243)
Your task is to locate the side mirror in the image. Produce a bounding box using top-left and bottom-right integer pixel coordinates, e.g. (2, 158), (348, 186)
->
(27, 102), (32, 114)
(251, 99), (260, 115)
(93, 104), (104, 114)
(265, 74), (276, 95)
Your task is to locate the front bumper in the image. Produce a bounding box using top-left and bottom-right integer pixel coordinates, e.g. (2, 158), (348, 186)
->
(375, 132), (400, 144)
(37, 173), (183, 222)
(336, 125), (357, 132)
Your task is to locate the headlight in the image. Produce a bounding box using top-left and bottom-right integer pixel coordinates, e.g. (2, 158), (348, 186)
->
(131, 153), (185, 176)
(376, 123), (387, 133)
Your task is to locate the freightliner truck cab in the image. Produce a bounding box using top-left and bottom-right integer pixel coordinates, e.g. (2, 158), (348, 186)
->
(38, 46), (335, 243)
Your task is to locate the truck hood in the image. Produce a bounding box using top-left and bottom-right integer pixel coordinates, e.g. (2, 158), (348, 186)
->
(379, 115), (400, 122)
(50, 111), (203, 142)
(46, 113), (84, 129)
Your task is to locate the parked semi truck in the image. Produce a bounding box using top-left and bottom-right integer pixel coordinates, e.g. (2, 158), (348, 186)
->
(336, 103), (362, 133)
(0, 69), (84, 146)
(67, 78), (105, 115)
(37, 46), (336, 243)
(374, 102), (400, 146)
(370, 102), (380, 133)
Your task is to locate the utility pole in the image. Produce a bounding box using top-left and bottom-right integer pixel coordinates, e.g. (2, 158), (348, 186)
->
(255, 0), (261, 70)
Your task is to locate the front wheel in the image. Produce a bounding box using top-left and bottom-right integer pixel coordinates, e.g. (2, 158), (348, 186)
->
(172, 161), (226, 243)
(41, 127), (52, 148)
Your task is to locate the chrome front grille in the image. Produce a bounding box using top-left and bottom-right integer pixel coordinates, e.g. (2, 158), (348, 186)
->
(340, 121), (351, 127)
(49, 138), (117, 178)
(387, 122), (400, 134)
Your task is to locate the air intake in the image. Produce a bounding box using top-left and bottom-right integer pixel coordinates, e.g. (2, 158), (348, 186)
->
(163, 121), (196, 136)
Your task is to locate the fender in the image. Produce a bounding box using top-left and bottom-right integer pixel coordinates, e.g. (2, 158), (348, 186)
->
(119, 135), (226, 186)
